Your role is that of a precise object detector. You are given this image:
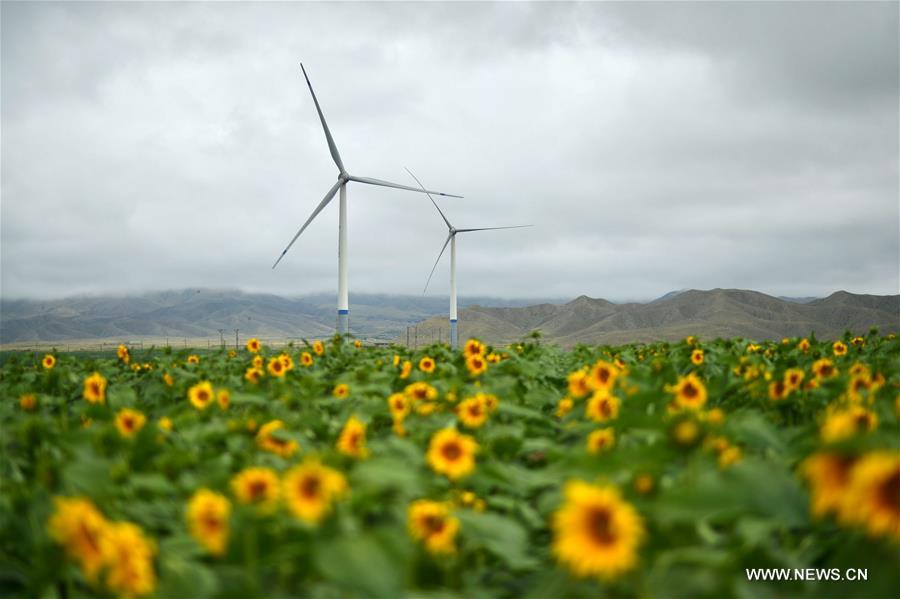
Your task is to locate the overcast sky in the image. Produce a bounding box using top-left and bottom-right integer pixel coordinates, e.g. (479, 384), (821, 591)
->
(2, 1), (898, 302)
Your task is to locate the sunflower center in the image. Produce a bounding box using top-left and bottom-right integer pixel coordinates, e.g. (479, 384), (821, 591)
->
(682, 383), (698, 399)
(423, 515), (445, 534)
(300, 475), (321, 499)
(877, 471), (900, 514)
(599, 400), (612, 417)
(441, 441), (463, 461)
(598, 369), (610, 383)
(348, 432), (361, 449)
(123, 417), (134, 430)
(586, 507), (616, 546)
(90, 383), (100, 395)
(249, 480), (268, 499)
(202, 513), (221, 532)
(198, 391), (210, 402)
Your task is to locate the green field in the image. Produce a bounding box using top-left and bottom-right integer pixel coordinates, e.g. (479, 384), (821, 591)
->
(1, 333), (898, 598)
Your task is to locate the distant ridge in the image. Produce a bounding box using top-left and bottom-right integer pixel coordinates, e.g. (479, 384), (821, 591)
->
(407, 289), (900, 346)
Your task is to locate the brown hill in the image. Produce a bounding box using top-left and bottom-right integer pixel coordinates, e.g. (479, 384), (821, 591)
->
(404, 289), (900, 347)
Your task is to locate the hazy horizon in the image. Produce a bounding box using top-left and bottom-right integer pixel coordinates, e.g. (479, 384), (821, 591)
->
(2, 2), (898, 302)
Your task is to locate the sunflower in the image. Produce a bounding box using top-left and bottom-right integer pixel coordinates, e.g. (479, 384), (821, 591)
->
(832, 341), (848, 357)
(19, 394), (37, 411)
(850, 336), (865, 347)
(42, 354), (56, 369)
(812, 358), (838, 379)
(587, 428), (616, 454)
(585, 390), (620, 423)
(552, 481), (645, 580)
(228, 350), (237, 358)
(99, 521), (157, 598)
(797, 338), (811, 352)
(718, 445), (742, 468)
(252, 355), (264, 369)
(556, 397), (574, 418)
(671, 418), (701, 447)
(257, 419), (299, 458)
(163, 372), (174, 386)
(158, 417), (173, 432)
(115, 408), (146, 438)
(246, 338), (261, 353)
(186, 489), (230, 556)
(216, 389), (230, 410)
(388, 393), (410, 419)
(487, 352), (502, 363)
(408, 500), (459, 555)
(466, 353), (488, 377)
(685, 335), (697, 346)
(313, 340), (325, 356)
(801, 452), (857, 518)
(667, 373), (707, 410)
(633, 474), (654, 495)
(282, 459), (347, 524)
(842, 451), (900, 541)
(332, 383), (350, 399)
(587, 360), (619, 391)
(279, 353), (294, 371)
(405, 381), (438, 402)
(116, 344), (130, 364)
(820, 405), (878, 443)
(784, 368), (805, 391)
(83, 372), (108, 404)
(567, 369), (590, 398)
(418, 356), (436, 373)
(457, 395), (488, 428)
(244, 367), (263, 383)
(768, 379), (790, 401)
(399, 360), (413, 379)
(47, 496), (109, 580)
(427, 428), (478, 480)
(300, 352), (314, 367)
(187, 355), (200, 365)
(267, 357), (287, 377)
(690, 349), (704, 366)
(231, 467), (281, 512)
(393, 354), (401, 367)
(336, 416), (369, 459)
(188, 381), (214, 410)
(354, 339), (362, 348)
(463, 338), (485, 358)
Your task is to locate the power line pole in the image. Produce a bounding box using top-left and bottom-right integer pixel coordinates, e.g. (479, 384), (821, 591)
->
(217, 329), (225, 349)
(406, 326), (410, 348)
(234, 329), (239, 350)
(414, 325), (418, 349)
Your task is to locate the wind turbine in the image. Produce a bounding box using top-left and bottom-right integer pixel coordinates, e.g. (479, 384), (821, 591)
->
(407, 168), (531, 348)
(272, 64), (461, 335)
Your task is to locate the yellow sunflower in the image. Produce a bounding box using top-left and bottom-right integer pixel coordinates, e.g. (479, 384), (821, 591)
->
(47, 496), (109, 580)
(217, 389), (230, 410)
(42, 354), (56, 369)
(419, 356), (436, 373)
(567, 369), (590, 399)
(399, 360), (413, 379)
(801, 452), (857, 518)
(832, 341), (848, 356)
(267, 357), (287, 377)
(231, 467), (281, 513)
(820, 405), (878, 443)
(427, 428), (478, 481)
(690, 349), (704, 366)
(552, 481), (645, 580)
(244, 367), (263, 383)
(586, 428), (616, 454)
(466, 353), (488, 377)
(158, 417), (173, 432)
(812, 358), (838, 380)
(19, 393), (37, 411)
(300, 352), (314, 367)
(279, 353), (294, 371)
(405, 381), (438, 402)
(388, 393), (410, 419)
(187, 381), (214, 410)
(257, 419), (299, 458)
(842, 451), (900, 541)
(768, 379), (790, 401)
(585, 390), (620, 423)
(667, 373), (707, 410)
(784, 368), (805, 391)
(99, 521), (157, 598)
(457, 395), (489, 428)
(336, 416), (369, 459)
(282, 459), (347, 525)
(463, 338), (485, 358)
(246, 338), (261, 353)
(115, 408), (146, 438)
(186, 355), (200, 365)
(83, 372), (108, 404)
(408, 500), (459, 555)
(332, 383), (350, 399)
(556, 397), (574, 418)
(313, 340), (325, 356)
(797, 338), (810, 352)
(587, 360), (619, 391)
(186, 489), (230, 556)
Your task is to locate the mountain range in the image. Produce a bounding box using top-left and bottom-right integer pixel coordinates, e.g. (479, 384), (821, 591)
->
(1, 288), (896, 347)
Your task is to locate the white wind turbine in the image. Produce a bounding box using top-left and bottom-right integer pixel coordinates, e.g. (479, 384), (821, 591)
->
(408, 168), (531, 348)
(272, 64), (461, 335)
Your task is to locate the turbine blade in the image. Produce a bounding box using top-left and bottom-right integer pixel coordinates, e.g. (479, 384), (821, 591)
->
(272, 180), (343, 269)
(349, 174), (462, 198)
(423, 232), (453, 294)
(404, 167), (452, 229)
(300, 63), (345, 174)
(455, 225), (533, 233)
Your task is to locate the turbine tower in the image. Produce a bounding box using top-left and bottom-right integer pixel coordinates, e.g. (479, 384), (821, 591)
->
(408, 168), (531, 349)
(273, 64), (461, 335)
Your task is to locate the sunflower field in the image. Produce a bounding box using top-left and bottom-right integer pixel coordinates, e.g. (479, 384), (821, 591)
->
(1, 332), (899, 598)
